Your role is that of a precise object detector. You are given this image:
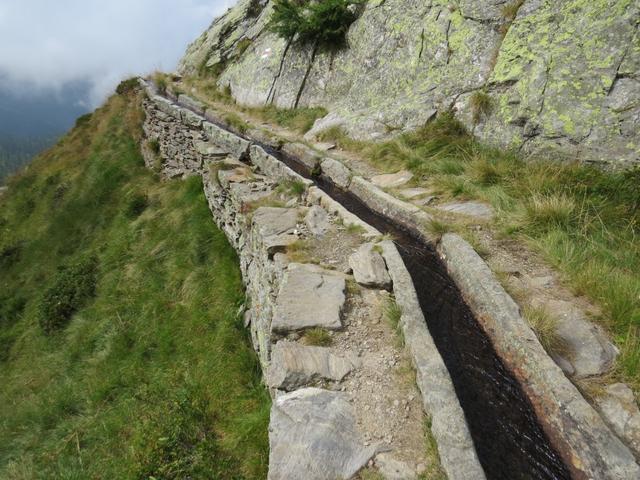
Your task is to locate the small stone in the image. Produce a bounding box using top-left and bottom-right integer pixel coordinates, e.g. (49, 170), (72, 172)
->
(305, 205), (330, 237)
(348, 243), (392, 290)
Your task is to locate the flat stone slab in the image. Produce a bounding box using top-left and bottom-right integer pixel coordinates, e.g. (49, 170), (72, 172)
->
(399, 187), (432, 199)
(267, 341), (358, 391)
(252, 207), (299, 254)
(435, 201), (494, 220)
(349, 243), (392, 290)
(305, 205), (329, 237)
(371, 170), (413, 188)
(596, 383), (640, 458)
(268, 388), (375, 480)
(271, 263), (345, 333)
(533, 298), (618, 378)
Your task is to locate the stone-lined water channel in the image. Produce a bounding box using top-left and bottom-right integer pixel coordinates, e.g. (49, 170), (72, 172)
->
(259, 144), (572, 480)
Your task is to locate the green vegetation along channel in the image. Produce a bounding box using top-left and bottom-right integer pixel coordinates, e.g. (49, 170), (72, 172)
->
(0, 92), (269, 479)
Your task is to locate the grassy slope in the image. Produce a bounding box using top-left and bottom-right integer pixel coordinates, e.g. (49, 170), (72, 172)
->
(0, 92), (269, 479)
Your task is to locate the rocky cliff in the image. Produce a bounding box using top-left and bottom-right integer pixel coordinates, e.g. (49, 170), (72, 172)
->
(179, 0), (639, 169)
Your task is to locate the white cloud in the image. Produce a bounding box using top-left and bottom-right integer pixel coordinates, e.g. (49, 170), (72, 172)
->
(0, 0), (235, 105)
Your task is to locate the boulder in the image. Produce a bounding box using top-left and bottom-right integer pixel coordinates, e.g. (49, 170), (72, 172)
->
(596, 383), (640, 458)
(267, 341), (358, 391)
(371, 170), (413, 189)
(349, 243), (392, 290)
(304, 205), (329, 237)
(271, 263), (345, 333)
(268, 388), (375, 480)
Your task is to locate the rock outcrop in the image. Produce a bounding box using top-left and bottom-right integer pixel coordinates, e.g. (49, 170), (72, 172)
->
(179, 0), (640, 168)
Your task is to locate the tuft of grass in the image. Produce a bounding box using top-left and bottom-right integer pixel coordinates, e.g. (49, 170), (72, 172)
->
(426, 218), (451, 238)
(286, 239), (316, 263)
(253, 105), (328, 134)
(523, 306), (571, 356)
(224, 112), (248, 134)
(469, 90), (493, 124)
(303, 328), (332, 346)
(384, 298), (402, 330)
(148, 138), (160, 154)
(151, 71), (169, 95)
(317, 125), (365, 151)
(235, 38), (253, 56)
(524, 193), (577, 232)
(276, 179), (306, 197)
(420, 416), (447, 480)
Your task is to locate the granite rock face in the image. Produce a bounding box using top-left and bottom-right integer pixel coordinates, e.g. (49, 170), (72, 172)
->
(179, 0), (640, 168)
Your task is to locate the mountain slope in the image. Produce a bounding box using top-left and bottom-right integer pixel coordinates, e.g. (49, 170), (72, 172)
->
(0, 90), (269, 478)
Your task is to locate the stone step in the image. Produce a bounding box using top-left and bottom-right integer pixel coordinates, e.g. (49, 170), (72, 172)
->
(268, 388), (375, 480)
(267, 341), (359, 391)
(271, 263), (346, 333)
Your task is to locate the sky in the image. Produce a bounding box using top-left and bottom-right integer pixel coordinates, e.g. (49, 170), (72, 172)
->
(0, 0), (234, 107)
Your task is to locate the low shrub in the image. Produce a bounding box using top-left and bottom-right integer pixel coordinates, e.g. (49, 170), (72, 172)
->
(38, 256), (99, 334)
(269, 0), (360, 48)
(74, 113), (93, 128)
(116, 78), (140, 96)
(224, 113), (248, 134)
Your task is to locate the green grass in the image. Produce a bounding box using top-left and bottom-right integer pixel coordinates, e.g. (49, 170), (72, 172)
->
(0, 93), (269, 478)
(224, 112), (248, 134)
(251, 105), (328, 134)
(303, 328), (332, 347)
(469, 91), (493, 125)
(319, 112), (640, 389)
(269, 0), (360, 48)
